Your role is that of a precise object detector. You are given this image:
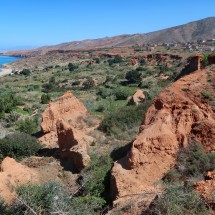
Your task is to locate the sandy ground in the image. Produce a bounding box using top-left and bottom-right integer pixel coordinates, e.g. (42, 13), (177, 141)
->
(0, 67), (12, 77)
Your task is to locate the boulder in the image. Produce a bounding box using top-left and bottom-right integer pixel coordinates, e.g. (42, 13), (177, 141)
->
(128, 89), (145, 105)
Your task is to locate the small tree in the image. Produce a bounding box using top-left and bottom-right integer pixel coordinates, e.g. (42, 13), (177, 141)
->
(20, 69), (31, 76)
(83, 77), (95, 90)
(41, 93), (51, 104)
(68, 63), (78, 71)
(125, 70), (142, 84)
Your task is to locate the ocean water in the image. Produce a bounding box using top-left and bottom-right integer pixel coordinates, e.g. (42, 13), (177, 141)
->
(0, 55), (21, 72)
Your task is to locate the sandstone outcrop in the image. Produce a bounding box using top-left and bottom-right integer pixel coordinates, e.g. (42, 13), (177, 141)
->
(128, 89), (145, 105)
(0, 157), (39, 203)
(175, 55), (202, 81)
(196, 171), (215, 208)
(111, 66), (215, 203)
(40, 91), (93, 170)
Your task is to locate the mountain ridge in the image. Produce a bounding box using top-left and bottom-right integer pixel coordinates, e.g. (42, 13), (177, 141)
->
(3, 17), (215, 56)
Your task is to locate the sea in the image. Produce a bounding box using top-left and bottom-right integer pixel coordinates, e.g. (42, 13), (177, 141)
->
(0, 55), (21, 72)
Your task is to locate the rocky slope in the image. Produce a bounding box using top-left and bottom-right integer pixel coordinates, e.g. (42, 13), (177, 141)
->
(0, 91), (95, 203)
(111, 56), (215, 208)
(3, 17), (214, 57)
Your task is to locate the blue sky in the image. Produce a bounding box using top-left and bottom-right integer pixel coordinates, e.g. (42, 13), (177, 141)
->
(0, 0), (214, 50)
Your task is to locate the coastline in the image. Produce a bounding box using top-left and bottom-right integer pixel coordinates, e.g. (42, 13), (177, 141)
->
(0, 66), (12, 77)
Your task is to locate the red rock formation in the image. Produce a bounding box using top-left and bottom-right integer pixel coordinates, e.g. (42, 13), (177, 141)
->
(175, 55), (202, 80)
(0, 157), (39, 203)
(128, 89), (145, 105)
(196, 171), (215, 208)
(41, 91), (87, 134)
(40, 91), (93, 170)
(111, 67), (215, 202)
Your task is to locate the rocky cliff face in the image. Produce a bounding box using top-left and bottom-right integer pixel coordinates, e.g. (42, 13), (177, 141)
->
(111, 60), (215, 205)
(40, 91), (94, 170)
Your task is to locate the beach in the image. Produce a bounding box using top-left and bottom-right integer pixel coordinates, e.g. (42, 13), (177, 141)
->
(0, 67), (12, 77)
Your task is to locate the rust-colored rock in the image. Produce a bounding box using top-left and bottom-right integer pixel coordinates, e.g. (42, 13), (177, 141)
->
(128, 89), (145, 105)
(0, 157), (39, 203)
(196, 171), (215, 207)
(175, 55), (202, 81)
(40, 91), (94, 170)
(41, 91), (87, 134)
(111, 68), (215, 204)
(56, 119), (78, 150)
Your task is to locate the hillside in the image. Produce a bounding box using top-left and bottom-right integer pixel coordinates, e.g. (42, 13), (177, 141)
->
(2, 17), (215, 57)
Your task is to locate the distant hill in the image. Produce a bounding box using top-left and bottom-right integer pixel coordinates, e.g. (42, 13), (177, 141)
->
(3, 17), (215, 56)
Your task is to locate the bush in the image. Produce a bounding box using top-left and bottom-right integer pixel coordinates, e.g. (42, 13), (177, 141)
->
(83, 154), (112, 198)
(96, 87), (112, 99)
(41, 93), (51, 104)
(15, 181), (105, 215)
(113, 88), (130, 100)
(0, 132), (42, 160)
(201, 91), (212, 100)
(164, 142), (215, 182)
(42, 76), (56, 92)
(68, 63), (78, 71)
(149, 184), (208, 215)
(0, 93), (23, 118)
(202, 52), (210, 68)
(83, 77), (95, 90)
(99, 102), (150, 136)
(16, 118), (38, 134)
(108, 55), (123, 66)
(20, 69), (31, 76)
(93, 57), (100, 64)
(125, 70), (142, 84)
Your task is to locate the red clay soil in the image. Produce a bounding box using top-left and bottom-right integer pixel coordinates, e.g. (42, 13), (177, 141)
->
(111, 65), (215, 205)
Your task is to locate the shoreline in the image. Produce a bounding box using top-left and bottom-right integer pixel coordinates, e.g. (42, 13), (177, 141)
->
(0, 66), (13, 77)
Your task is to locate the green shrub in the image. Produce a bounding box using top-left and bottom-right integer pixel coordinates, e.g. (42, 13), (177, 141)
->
(93, 57), (100, 64)
(108, 55), (123, 66)
(72, 80), (81, 86)
(202, 52), (210, 68)
(68, 62), (78, 71)
(20, 69), (31, 76)
(149, 184), (208, 215)
(83, 154), (112, 198)
(201, 91), (212, 100)
(96, 105), (106, 112)
(15, 182), (105, 215)
(0, 93), (23, 118)
(113, 88), (130, 100)
(140, 58), (147, 66)
(16, 182), (71, 214)
(41, 93), (51, 104)
(16, 118), (38, 134)
(164, 142), (215, 182)
(83, 77), (95, 90)
(96, 87), (112, 99)
(42, 76), (56, 93)
(125, 70), (142, 84)
(99, 102), (150, 136)
(0, 132), (42, 160)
